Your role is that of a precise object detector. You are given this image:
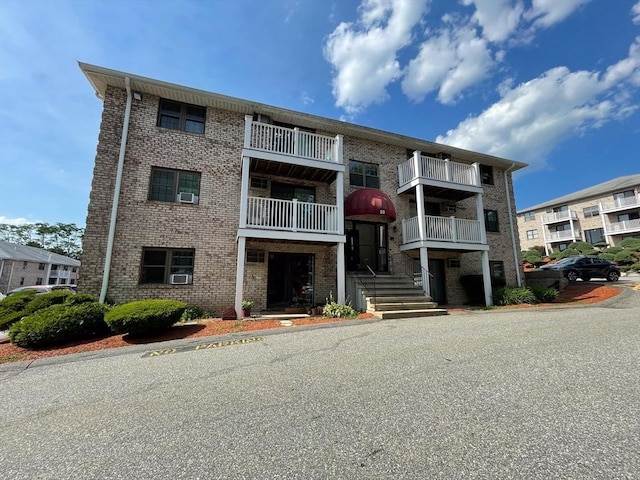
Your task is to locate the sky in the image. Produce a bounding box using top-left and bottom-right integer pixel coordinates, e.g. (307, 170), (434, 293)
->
(0, 0), (639, 229)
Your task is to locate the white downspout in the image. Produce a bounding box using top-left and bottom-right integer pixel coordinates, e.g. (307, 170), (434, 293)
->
(100, 77), (133, 303)
(504, 163), (522, 287)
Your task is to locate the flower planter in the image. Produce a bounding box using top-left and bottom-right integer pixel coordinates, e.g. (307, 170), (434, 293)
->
(241, 308), (251, 318)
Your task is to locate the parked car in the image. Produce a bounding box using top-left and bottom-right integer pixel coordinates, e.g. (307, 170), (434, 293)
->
(6, 284), (77, 296)
(539, 256), (620, 282)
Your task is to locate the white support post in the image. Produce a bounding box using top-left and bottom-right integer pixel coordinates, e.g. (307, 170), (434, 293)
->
(412, 150), (421, 180)
(481, 251), (493, 306)
(336, 171), (344, 235)
(450, 216), (457, 242)
(600, 203), (611, 246)
(569, 211), (577, 241)
(420, 247), (430, 297)
(444, 159), (452, 182)
(472, 162), (481, 186)
(335, 134), (344, 164)
(234, 236), (247, 320)
(475, 193), (487, 244)
(337, 242), (346, 304)
(292, 198), (298, 232)
(244, 115), (253, 149)
(293, 127), (300, 156)
(239, 157), (250, 228)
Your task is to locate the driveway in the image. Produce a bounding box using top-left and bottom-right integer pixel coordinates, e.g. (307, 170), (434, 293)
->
(1, 291), (638, 479)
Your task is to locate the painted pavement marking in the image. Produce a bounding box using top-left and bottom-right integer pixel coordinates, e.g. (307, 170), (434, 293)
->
(142, 336), (265, 358)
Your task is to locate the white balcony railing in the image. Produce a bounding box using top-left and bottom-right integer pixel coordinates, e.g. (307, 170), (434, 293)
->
(604, 218), (640, 235)
(398, 155), (479, 188)
(246, 196), (339, 234)
(49, 270), (71, 279)
(541, 210), (577, 224)
(600, 195), (640, 213)
(402, 215), (483, 244)
(544, 230), (580, 242)
(246, 120), (339, 164)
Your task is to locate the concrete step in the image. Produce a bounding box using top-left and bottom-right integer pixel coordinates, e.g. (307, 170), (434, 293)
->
(367, 295), (434, 304)
(363, 288), (425, 296)
(369, 301), (438, 311)
(376, 309), (449, 320)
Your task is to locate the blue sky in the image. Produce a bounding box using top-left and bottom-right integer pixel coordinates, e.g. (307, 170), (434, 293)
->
(0, 0), (638, 228)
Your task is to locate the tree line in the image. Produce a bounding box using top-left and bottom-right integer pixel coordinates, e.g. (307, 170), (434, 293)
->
(0, 222), (84, 259)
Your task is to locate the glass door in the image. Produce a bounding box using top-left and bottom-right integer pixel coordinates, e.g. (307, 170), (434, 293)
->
(346, 220), (388, 272)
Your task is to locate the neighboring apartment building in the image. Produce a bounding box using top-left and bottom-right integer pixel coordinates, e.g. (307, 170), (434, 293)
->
(517, 175), (640, 255)
(79, 63), (527, 316)
(0, 240), (80, 294)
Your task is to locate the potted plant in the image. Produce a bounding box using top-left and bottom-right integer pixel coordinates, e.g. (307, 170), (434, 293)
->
(241, 300), (254, 317)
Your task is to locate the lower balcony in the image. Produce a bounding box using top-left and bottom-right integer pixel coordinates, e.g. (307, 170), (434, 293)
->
(544, 230), (580, 243)
(401, 215), (486, 250)
(604, 218), (640, 235)
(239, 196), (344, 242)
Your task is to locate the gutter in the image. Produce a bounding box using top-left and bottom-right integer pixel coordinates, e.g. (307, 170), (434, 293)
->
(505, 163), (522, 287)
(100, 77), (132, 303)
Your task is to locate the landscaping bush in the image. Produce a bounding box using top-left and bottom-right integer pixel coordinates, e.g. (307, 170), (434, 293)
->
(619, 238), (640, 251)
(600, 252), (616, 262)
(568, 241), (594, 253)
(528, 284), (559, 303)
(65, 293), (98, 306)
(0, 291), (37, 330)
(614, 251), (636, 265)
(604, 246), (624, 255)
(105, 299), (187, 335)
(23, 290), (73, 315)
(8, 303), (109, 348)
(522, 250), (542, 264)
(557, 248), (579, 259)
(180, 305), (208, 322)
(496, 287), (537, 306)
(582, 249), (599, 256)
(628, 262), (640, 272)
(322, 293), (357, 318)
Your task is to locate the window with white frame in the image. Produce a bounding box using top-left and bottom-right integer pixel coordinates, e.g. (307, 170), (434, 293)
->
(526, 229), (539, 240)
(158, 99), (206, 134)
(140, 248), (194, 284)
(349, 160), (379, 188)
(523, 212), (536, 221)
(583, 205), (599, 217)
(149, 167), (201, 204)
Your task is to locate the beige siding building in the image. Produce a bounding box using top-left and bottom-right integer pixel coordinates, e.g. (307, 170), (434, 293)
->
(79, 63), (526, 315)
(517, 175), (640, 255)
(0, 240), (80, 294)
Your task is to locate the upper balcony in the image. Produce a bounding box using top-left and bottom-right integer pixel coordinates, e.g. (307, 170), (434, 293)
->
(400, 214), (487, 251)
(599, 195), (640, 214)
(238, 196), (344, 243)
(397, 154), (482, 199)
(544, 230), (581, 243)
(604, 218), (640, 236)
(242, 116), (344, 182)
(541, 210), (577, 225)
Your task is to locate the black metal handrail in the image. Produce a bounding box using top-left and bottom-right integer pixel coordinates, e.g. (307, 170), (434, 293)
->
(352, 263), (377, 310)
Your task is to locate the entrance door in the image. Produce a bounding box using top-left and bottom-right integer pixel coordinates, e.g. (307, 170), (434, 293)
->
(346, 221), (388, 272)
(428, 258), (446, 304)
(267, 253), (314, 309)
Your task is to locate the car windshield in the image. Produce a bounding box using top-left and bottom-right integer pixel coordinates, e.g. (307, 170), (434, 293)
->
(554, 257), (579, 265)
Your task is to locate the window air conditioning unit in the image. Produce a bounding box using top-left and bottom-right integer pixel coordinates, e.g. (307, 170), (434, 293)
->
(177, 192), (197, 204)
(254, 113), (272, 124)
(170, 274), (192, 285)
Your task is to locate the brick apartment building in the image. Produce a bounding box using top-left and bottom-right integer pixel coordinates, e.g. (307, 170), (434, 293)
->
(517, 175), (640, 255)
(0, 240), (80, 294)
(79, 63), (527, 316)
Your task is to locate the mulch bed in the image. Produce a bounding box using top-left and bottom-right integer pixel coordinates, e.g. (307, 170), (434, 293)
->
(0, 285), (623, 364)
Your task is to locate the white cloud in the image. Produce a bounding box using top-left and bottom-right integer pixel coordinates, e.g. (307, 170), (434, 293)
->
(436, 38), (640, 170)
(632, 1), (640, 25)
(524, 0), (590, 29)
(402, 25), (493, 104)
(462, 0), (524, 43)
(0, 216), (33, 226)
(323, 0), (429, 113)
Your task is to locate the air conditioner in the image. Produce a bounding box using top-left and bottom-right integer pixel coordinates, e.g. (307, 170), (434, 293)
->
(177, 192), (197, 204)
(170, 274), (192, 285)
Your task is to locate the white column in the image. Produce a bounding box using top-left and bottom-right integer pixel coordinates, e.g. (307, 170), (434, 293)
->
(239, 156), (250, 228)
(599, 204), (611, 246)
(337, 242), (346, 304)
(234, 236), (247, 320)
(244, 115), (253, 148)
(336, 171), (344, 235)
(420, 247), (430, 297)
(569, 211), (577, 242)
(472, 162), (481, 186)
(481, 251), (493, 306)
(475, 193), (487, 244)
(412, 150), (421, 180)
(335, 134), (344, 164)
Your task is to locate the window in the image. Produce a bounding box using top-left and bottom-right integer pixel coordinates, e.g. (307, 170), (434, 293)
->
(63, 265), (69, 271)
(490, 261), (505, 279)
(585, 228), (604, 245)
(613, 190), (635, 201)
(158, 99), (205, 134)
(484, 210), (499, 232)
(447, 258), (460, 268)
(349, 160), (379, 188)
(250, 177), (268, 189)
(526, 229), (539, 240)
(60, 278), (67, 285)
(51, 264), (58, 271)
(523, 212), (535, 221)
(583, 205), (599, 217)
(39, 263), (45, 270)
(48, 278), (55, 284)
(149, 168), (201, 204)
(22, 261), (28, 269)
(558, 243), (569, 252)
(409, 200), (441, 217)
(36, 278), (43, 285)
(141, 248), (194, 284)
(72, 267), (77, 273)
(479, 165), (494, 185)
(618, 212), (640, 222)
(246, 250), (265, 263)
(271, 182), (315, 202)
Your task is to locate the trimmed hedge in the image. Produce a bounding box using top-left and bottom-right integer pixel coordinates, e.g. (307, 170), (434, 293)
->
(0, 291), (37, 330)
(528, 284), (559, 303)
(619, 238), (640, 251)
(66, 293), (98, 306)
(8, 303), (109, 348)
(23, 290), (73, 315)
(105, 299), (187, 335)
(494, 287), (537, 306)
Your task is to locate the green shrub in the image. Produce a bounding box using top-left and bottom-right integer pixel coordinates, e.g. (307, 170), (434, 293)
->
(8, 303), (109, 348)
(614, 251), (636, 265)
(628, 262), (640, 272)
(619, 238), (640, 251)
(0, 291), (37, 330)
(568, 242), (594, 253)
(497, 287), (537, 306)
(600, 252), (616, 262)
(557, 248), (579, 259)
(604, 246), (624, 255)
(492, 287), (505, 305)
(23, 290), (73, 315)
(105, 299), (187, 335)
(582, 249), (599, 256)
(322, 293), (357, 318)
(548, 252), (561, 260)
(528, 284), (559, 303)
(180, 305), (208, 322)
(522, 250), (542, 264)
(65, 293), (98, 306)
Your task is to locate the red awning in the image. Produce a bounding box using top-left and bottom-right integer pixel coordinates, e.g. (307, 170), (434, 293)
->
(345, 188), (397, 221)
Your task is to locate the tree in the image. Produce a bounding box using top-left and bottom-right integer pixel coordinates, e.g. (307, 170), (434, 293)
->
(0, 222), (84, 259)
